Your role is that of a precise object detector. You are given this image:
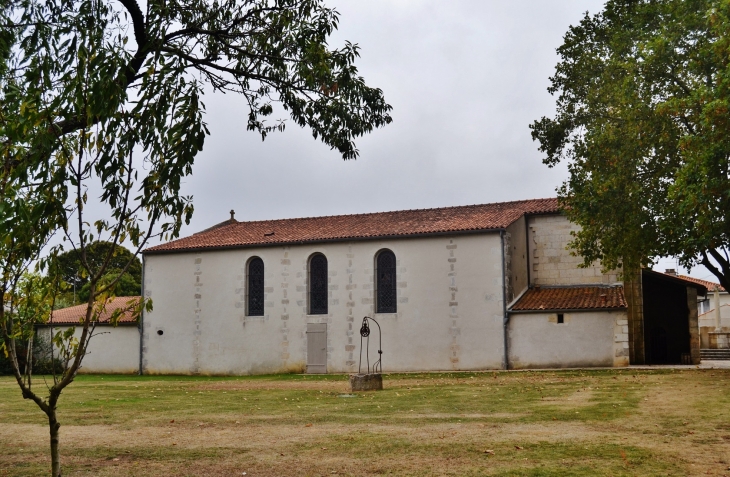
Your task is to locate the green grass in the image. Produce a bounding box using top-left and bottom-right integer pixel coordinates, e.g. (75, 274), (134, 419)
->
(1, 369), (729, 476)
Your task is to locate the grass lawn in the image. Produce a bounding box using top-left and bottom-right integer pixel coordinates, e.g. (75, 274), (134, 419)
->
(1, 369), (730, 476)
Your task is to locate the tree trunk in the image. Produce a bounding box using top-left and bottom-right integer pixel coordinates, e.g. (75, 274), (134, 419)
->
(49, 409), (61, 477)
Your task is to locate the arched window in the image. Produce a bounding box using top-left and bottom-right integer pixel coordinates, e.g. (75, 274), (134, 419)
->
(247, 257), (265, 316)
(376, 250), (397, 313)
(309, 254), (328, 315)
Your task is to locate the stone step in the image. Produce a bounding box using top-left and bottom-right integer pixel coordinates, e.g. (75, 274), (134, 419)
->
(700, 349), (730, 360)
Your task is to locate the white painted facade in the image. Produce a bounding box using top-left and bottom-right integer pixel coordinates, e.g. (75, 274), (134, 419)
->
(36, 325), (139, 374)
(141, 211), (630, 375)
(142, 233), (508, 375)
(508, 311), (628, 369)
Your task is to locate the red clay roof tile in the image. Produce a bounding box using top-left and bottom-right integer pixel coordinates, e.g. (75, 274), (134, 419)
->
(145, 198), (559, 254)
(510, 286), (626, 312)
(48, 296), (141, 325)
(673, 274), (724, 292)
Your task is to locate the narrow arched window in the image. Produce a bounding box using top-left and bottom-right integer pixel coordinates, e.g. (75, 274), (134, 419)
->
(309, 254), (328, 315)
(247, 257), (265, 316)
(376, 250), (397, 313)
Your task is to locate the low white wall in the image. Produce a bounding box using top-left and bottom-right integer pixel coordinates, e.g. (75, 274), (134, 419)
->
(508, 311), (628, 369)
(36, 325), (139, 374)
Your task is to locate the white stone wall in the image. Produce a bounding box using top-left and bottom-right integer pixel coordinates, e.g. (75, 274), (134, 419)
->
(508, 311), (628, 369)
(699, 302), (730, 347)
(528, 214), (619, 286)
(36, 325), (139, 374)
(142, 233), (507, 375)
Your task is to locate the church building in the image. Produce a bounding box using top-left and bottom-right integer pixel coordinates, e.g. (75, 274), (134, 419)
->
(136, 198), (704, 375)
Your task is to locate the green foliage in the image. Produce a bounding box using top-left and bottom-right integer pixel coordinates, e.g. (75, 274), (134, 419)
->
(53, 242), (142, 305)
(0, 2), (390, 473)
(76, 270), (139, 302)
(53, 242), (141, 290)
(0, 273), (57, 375)
(0, 342), (25, 375)
(30, 331), (64, 376)
(531, 0), (730, 287)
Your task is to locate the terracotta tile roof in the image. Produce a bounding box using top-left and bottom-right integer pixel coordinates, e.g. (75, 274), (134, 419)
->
(673, 274), (725, 292)
(145, 198), (559, 254)
(48, 296), (141, 325)
(510, 286), (626, 312)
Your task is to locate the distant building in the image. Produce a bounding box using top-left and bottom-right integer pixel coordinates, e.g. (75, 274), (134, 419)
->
(668, 273), (730, 349)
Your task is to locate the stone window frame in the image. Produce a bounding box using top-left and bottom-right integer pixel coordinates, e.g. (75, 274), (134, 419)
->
(246, 256), (265, 317)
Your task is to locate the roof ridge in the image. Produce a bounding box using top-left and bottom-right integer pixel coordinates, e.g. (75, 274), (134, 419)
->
(216, 197), (558, 227)
(145, 197), (560, 254)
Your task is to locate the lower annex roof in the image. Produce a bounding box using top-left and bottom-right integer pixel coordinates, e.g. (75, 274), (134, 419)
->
(44, 296), (142, 325)
(145, 198), (559, 254)
(509, 286), (627, 312)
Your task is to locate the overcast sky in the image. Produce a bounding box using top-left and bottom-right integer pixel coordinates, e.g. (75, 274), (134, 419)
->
(139, 0), (707, 280)
(183, 1), (601, 223)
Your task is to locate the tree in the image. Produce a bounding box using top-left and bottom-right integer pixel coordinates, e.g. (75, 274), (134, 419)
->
(531, 0), (730, 289)
(0, 1), (392, 475)
(53, 242), (142, 304)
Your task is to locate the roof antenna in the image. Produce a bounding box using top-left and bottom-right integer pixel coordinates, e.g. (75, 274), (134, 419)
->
(230, 209), (236, 221)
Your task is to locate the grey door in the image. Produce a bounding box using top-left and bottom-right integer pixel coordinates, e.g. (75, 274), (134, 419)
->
(306, 323), (327, 374)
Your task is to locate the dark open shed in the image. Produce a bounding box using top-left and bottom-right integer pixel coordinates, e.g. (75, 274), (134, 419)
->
(640, 270), (706, 365)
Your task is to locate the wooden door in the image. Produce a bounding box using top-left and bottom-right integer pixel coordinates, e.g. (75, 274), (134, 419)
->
(306, 323), (327, 374)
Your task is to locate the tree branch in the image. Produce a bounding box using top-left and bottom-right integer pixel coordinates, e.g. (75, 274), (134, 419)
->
(702, 250), (730, 291)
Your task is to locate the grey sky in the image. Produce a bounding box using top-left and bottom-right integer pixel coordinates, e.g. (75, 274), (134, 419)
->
(179, 1), (602, 226)
(138, 0), (707, 280)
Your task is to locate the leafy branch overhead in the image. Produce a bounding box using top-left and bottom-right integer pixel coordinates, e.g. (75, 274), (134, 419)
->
(2, 0), (393, 252)
(531, 0), (730, 289)
(1, 2), (391, 475)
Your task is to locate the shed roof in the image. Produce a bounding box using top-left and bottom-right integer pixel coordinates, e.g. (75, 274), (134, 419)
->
(673, 274), (724, 292)
(509, 286), (627, 312)
(47, 296), (141, 325)
(643, 269), (708, 296)
(145, 198), (559, 254)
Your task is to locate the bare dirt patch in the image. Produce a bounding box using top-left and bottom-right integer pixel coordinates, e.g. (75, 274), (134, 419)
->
(192, 378), (351, 392)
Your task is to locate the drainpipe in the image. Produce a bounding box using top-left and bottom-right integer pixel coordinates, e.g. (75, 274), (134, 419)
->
(139, 254), (145, 375)
(715, 286), (722, 332)
(500, 230), (509, 370)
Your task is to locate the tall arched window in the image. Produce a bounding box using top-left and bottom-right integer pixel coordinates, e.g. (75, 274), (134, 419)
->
(376, 250), (397, 313)
(247, 257), (265, 316)
(309, 254), (328, 315)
